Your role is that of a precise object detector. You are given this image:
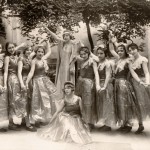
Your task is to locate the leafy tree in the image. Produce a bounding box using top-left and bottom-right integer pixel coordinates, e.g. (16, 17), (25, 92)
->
(3, 0), (150, 50)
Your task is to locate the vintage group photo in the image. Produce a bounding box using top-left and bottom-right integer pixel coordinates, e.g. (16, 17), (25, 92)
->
(0, 0), (150, 150)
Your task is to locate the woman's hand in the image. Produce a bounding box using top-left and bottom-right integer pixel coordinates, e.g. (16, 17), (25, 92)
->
(3, 85), (7, 91)
(96, 85), (101, 92)
(140, 81), (150, 87)
(70, 67), (75, 75)
(100, 86), (106, 91)
(21, 84), (26, 92)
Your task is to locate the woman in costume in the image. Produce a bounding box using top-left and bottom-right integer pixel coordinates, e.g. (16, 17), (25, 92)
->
(41, 25), (82, 99)
(25, 40), (57, 127)
(38, 81), (92, 144)
(109, 36), (136, 133)
(128, 43), (150, 134)
(18, 45), (37, 131)
(95, 45), (115, 131)
(3, 42), (29, 130)
(74, 46), (99, 131)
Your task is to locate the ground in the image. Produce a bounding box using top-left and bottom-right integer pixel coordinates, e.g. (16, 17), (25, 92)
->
(0, 120), (150, 150)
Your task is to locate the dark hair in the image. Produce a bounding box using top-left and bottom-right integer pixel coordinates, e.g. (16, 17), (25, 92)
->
(34, 45), (46, 54)
(127, 43), (139, 52)
(117, 44), (129, 58)
(23, 46), (32, 55)
(5, 42), (16, 56)
(96, 47), (107, 57)
(63, 81), (75, 92)
(79, 46), (90, 56)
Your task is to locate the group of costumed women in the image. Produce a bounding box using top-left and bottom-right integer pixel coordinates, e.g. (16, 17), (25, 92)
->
(0, 25), (150, 145)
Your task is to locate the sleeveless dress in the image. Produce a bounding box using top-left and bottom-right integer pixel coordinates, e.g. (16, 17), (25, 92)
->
(19, 56), (32, 118)
(0, 56), (9, 129)
(76, 60), (97, 124)
(31, 60), (57, 124)
(130, 55), (150, 120)
(8, 55), (27, 124)
(37, 95), (92, 144)
(96, 59), (115, 126)
(114, 59), (136, 126)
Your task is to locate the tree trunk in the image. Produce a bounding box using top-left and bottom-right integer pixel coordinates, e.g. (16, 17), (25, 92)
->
(85, 19), (94, 52)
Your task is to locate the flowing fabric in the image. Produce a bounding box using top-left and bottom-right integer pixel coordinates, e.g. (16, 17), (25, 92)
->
(96, 60), (115, 126)
(31, 60), (57, 124)
(55, 40), (79, 99)
(114, 59), (136, 126)
(19, 57), (33, 118)
(37, 95), (92, 144)
(76, 61), (97, 124)
(97, 80), (115, 126)
(129, 55), (150, 120)
(8, 56), (27, 123)
(114, 78), (136, 126)
(131, 78), (150, 119)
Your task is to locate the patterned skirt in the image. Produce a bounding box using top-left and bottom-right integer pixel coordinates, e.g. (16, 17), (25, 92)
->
(0, 75), (9, 129)
(31, 75), (57, 124)
(22, 76), (32, 118)
(75, 77), (97, 124)
(131, 78), (150, 120)
(114, 78), (136, 126)
(96, 79), (115, 126)
(8, 73), (27, 123)
(37, 112), (92, 144)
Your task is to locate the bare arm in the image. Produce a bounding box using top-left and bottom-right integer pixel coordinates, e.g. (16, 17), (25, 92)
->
(109, 42), (120, 60)
(3, 56), (9, 88)
(93, 61), (101, 91)
(15, 43), (27, 53)
(142, 61), (150, 85)
(78, 97), (83, 114)
(26, 59), (36, 86)
(129, 62), (142, 83)
(18, 59), (25, 89)
(90, 52), (99, 63)
(44, 26), (62, 41)
(42, 40), (51, 60)
(49, 102), (64, 123)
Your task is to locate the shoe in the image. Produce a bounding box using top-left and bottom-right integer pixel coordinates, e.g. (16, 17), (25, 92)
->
(116, 126), (126, 131)
(0, 128), (8, 132)
(101, 126), (111, 131)
(26, 126), (37, 132)
(98, 125), (105, 130)
(9, 124), (21, 131)
(34, 123), (41, 128)
(122, 126), (132, 133)
(88, 124), (94, 132)
(88, 124), (95, 129)
(135, 125), (144, 134)
(40, 122), (49, 126)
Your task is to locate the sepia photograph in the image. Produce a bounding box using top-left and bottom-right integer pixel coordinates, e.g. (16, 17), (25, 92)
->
(0, 0), (150, 150)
